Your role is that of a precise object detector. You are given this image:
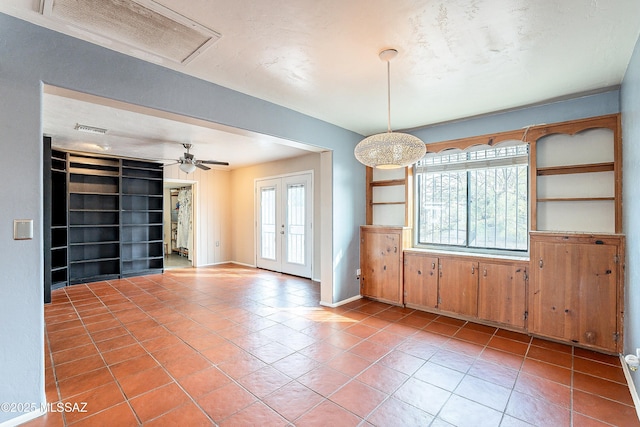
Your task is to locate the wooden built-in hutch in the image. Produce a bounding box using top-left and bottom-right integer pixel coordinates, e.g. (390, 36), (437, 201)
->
(360, 114), (624, 353)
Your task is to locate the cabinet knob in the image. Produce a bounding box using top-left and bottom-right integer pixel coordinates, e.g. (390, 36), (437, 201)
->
(431, 262), (436, 269)
(471, 265), (475, 275)
(539, 259), (544, 268)
(417, 270), (422, 275)
(483, 268), (487, 277)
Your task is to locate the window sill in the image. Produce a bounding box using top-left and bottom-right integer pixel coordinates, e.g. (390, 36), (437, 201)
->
(405, 247), (529, 262)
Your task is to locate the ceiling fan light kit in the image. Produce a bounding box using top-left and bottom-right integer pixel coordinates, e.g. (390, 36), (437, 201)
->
(354, 48), (426, 169)
(172, 143), (229, 174)
(179, 162), (197, 173)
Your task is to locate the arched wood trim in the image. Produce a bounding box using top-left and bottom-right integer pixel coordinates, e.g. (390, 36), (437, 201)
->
(526, 114), (618, 143)
(426, 130), (528, 153)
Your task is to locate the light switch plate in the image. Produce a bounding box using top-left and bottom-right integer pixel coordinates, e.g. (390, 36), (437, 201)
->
(14, 219), (33, 240)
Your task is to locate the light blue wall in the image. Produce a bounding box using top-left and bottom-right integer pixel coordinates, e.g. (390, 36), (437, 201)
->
(411, 89), (620, 144)
(0, 12), (364, 424)
(0, 76), (46, 424)
(622, 32), (640, 392)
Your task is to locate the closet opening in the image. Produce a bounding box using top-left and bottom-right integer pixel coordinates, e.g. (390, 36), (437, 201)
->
(164, 181), (194, 269)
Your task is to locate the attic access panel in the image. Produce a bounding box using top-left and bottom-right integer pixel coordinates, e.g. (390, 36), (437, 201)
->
(41, 0), (221, 64)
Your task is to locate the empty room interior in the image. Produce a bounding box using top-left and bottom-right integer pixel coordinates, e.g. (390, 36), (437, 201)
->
(2, 1), (640, 426)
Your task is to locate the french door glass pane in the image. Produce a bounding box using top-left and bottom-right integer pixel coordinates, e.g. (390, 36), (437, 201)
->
(287, 184), (305, 264)
(261, 187), (276, 260)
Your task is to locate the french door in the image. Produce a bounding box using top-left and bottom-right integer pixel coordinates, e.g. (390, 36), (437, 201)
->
(256, 173), (312, 278)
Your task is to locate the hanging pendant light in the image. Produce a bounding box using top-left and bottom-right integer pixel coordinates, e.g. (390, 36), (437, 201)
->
(354, 48), (426, 169)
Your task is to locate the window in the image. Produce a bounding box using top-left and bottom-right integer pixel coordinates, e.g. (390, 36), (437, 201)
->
(415, 143), (529, 252)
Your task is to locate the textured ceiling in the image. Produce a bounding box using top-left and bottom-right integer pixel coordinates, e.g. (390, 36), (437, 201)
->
(2, 0), (640, 165)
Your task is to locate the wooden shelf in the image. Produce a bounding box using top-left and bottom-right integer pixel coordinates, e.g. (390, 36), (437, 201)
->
(69, 191), (119, 195)
(122, 175), (163, 181)
(70, 209), (119, 213)
(69, 241), (119, 246)
(68, 168), (119, 177)
(536, 162), (614, 176)
(370, 179), (406, 187)
(370, 201), (406, 206)
(537, 197), (615, 202)
(69, 156), (118, 167)
(69, 224), (119, 228)
(70, 257), (120, 265)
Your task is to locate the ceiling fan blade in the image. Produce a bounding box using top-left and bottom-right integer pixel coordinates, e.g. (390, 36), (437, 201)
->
(161, 161), (179, 168)
(195, 163), (211, 171)
(199, 160), (230, 166)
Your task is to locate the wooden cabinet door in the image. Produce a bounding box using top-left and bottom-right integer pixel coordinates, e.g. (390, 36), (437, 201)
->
(530, 237), (620, 352)
(404, 253), (438, 309)
(438, 258), (478, 317)
(361, 230), (401, 303)
(529, 241), (571, 340)
(571, 243), (618, 351)
(478, 262), (527, 328)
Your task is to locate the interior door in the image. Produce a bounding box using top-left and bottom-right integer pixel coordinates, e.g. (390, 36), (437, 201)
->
(256, 173), (312, 278)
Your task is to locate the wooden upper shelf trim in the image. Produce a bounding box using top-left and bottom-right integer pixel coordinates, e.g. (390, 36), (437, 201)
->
(526, 114), (618, 142)
(425, 114), (619, 153)
(536, 162), (615, 176)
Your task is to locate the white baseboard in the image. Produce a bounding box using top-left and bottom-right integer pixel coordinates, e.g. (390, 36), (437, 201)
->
(319, 294), (362, 308)
(191, 261), (253, 268)
(229, 261), (256, 268)
(620, 354), (640, 421)
(0, 408), (45, 427)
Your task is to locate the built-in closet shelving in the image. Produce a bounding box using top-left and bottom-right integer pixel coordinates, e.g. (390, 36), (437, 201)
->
(67, 153), (121, 283)
(121, 159), (164, 276)
(49, 148), (69, 293)
(44, 147), (164, 299)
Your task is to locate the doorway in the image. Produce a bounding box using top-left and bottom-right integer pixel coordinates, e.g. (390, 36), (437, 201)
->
(163, 182), (194, 269)
(256, 172), (313, 278)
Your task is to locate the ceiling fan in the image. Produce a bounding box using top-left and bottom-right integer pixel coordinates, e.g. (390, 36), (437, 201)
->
(166, 143), (229, 173)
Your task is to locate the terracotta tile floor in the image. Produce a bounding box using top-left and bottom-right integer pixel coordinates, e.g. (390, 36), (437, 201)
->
(23, 264), (639, 426)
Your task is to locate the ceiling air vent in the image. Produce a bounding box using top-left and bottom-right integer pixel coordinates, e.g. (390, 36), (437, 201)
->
(41, 0), (221, 65)
(74, 123), (108, 135)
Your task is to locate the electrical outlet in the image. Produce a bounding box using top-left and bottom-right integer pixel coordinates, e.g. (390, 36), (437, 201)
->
(356, 268), (361, 276)
(215, 241), (220, 247)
